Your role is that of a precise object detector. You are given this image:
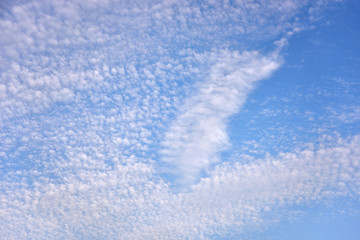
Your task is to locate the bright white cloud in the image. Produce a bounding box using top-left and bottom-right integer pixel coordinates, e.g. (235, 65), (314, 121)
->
(160, 50), (280, 187)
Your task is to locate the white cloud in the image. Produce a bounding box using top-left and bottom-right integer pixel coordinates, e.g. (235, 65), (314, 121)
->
(0, 0), (329, 122)
(0, 0), (357, 239)
(160, 50), (281, 187)
(1, 135), (359, 239)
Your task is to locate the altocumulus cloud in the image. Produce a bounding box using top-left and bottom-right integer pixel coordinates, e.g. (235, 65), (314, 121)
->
(0, 0), (359, 239)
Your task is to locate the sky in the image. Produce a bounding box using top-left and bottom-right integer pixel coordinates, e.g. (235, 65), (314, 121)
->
(0, 0), (360, 239)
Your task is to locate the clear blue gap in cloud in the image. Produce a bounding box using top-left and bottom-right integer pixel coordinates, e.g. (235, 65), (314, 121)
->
(227, 0), (360, 160)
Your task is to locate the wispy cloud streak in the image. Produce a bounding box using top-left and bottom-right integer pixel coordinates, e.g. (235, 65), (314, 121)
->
(161, 50), (280, 186)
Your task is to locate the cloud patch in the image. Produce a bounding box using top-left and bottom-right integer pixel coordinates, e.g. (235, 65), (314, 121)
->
(0, 0), (358, 239)
(160, 50), (280, 187)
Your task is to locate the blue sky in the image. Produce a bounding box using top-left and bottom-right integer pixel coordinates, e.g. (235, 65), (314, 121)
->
(0, 0), (359, 239)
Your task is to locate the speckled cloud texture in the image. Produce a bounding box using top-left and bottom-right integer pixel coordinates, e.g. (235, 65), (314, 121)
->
(1, 0), (359, 239)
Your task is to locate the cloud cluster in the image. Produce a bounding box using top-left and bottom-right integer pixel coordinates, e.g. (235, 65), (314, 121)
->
(1, 134), (359, 239)
(0, 0), (358, 239)
(0, 0), (329, 122)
